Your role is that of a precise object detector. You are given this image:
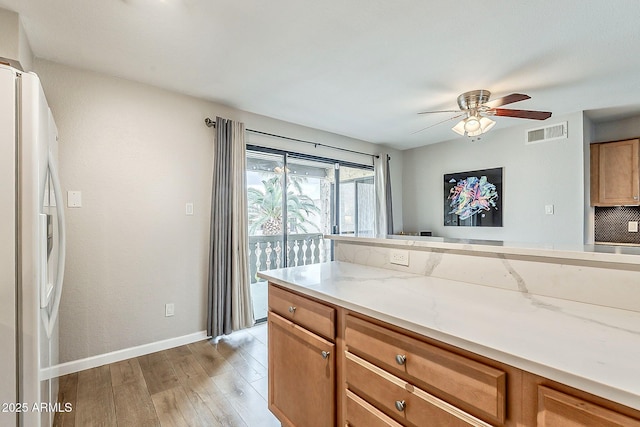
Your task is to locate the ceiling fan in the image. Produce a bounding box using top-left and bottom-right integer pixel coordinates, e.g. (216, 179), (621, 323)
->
(416, 90), (552, 137)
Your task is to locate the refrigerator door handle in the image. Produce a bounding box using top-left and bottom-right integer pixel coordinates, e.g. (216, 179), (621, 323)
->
(39, 214), (53, 308)
(43, 150), (66, 338)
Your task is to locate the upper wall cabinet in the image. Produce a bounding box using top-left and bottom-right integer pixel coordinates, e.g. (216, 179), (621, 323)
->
(590, 138), (640, 206)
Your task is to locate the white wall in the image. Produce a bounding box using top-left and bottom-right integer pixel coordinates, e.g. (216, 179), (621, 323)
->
(401, 112), (585, 244)
(593, 114), (640, 143)
(33, 59), (399, 363)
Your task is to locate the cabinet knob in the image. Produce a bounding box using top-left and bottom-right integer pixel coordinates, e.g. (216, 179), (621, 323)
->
(288, 306), (296, 313)
(395, 354), (407, 365)
(395, 400), (406, 412)
(321, 350), (331, 359)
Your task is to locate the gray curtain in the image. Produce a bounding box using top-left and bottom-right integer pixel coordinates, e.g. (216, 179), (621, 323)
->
(207, 117), (254, 338)
(385, 154), (394, 235)
(374, 153), (393, 237)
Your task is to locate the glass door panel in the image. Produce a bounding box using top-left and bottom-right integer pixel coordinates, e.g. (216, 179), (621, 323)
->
(339, 166), (375, 237)
(285, 157), (335, 267)
(247, 151), (285, 322)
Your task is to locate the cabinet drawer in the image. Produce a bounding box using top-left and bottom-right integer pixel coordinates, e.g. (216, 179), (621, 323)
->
(537, 386), (640, 427)
(345, 315), (505, 423)
(345, 352), (491, 427)
(346, 389), (402, 427)
(269, 284), (335, 340)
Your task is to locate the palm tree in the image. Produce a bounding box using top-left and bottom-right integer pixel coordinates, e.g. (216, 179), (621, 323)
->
(248, 175), (321, 235)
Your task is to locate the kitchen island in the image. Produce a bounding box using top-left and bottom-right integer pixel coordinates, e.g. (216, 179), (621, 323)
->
(259, 237), (640, 426)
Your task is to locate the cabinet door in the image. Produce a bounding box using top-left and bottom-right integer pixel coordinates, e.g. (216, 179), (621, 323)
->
(268, 312), (335, 427)
(537, 386), (640, 426)
(596, 139), (640, 205)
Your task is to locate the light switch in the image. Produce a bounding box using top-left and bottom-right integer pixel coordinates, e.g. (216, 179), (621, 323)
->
(186, 203), (194, 216)
(67, 191), (82, 208)
(628, 221), (639, 233)
(545, 204), (554, 215)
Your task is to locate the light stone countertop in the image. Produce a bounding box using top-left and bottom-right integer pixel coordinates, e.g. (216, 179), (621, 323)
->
(326, 234), (640, 265)
(258, 261), (640, 411)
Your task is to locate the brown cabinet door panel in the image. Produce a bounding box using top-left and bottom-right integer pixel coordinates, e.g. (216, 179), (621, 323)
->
(268, 312), (335, 427)
(537, 386), (640, 427)
(591, 138), (640, 206)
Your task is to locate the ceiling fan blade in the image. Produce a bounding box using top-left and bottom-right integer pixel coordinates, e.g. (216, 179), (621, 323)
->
(492, 108), (552, 120)
(411, 113), (465, 135)
(484, 93), (531, 108)
(417, 110), (461, 114)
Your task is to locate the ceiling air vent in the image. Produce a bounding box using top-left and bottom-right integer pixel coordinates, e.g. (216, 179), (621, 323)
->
(525, 121), (567, 144)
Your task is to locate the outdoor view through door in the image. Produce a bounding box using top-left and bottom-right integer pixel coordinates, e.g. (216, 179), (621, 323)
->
(247, 147), (375, 321)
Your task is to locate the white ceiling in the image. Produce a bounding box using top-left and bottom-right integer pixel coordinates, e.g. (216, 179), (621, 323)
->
(3, 0), (640, 150)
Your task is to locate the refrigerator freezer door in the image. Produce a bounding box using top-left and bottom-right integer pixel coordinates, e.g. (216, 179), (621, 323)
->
(0, 65), (18, 427)
(19, 70), (60, 427)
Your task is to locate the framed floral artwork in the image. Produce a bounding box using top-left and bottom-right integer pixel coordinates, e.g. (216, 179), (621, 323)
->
(444, 167), (503, 227)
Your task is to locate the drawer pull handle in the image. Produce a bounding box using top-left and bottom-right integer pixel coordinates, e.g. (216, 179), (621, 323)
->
(395, 354), (407, 365)
(321, 350), (331, 359)
(288, 306), (296, 313)
(395, 400), (406, 412)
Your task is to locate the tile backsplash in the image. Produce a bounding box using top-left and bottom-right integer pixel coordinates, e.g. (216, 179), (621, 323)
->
(594, 206), (640, 245)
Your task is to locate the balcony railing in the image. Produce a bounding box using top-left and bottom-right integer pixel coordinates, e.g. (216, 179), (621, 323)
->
(248, 233), (330, 284)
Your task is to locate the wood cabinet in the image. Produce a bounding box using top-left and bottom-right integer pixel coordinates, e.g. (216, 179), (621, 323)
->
(267, 283), (640, 426)
(267, 286), (336, 427)
(536, 386), (640, 427)
(345, 351), (491, 427)
(345, 389), (403, 427)
(345, 315), (505, 424)
(590, 138), (640, 206)
(521, 372), (640, 427)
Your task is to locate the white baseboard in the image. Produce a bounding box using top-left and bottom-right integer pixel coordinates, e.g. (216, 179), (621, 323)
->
(41, 330), (210, 379)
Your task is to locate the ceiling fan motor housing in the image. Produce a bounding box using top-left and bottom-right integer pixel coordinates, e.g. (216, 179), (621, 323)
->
(457, 89), (491, 111)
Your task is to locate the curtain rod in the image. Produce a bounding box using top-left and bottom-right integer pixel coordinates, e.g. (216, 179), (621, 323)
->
(204, 117), (379, 159)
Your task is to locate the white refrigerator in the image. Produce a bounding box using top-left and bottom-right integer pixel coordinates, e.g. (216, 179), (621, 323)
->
(0, 63), (66, 427)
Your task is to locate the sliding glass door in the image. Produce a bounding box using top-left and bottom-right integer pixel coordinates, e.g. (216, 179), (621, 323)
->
(246, 147), (374, 322)
(338, 166), (375, 236)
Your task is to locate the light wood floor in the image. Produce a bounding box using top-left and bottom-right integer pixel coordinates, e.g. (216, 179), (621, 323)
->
(53, 323), (280, 427)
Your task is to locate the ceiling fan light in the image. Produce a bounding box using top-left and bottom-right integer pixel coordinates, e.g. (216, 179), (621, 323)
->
(452, 120), (466, 136)
(467, 128), (483, 137)
(463, 116), (481, 133)
(479, 116), (496, 133)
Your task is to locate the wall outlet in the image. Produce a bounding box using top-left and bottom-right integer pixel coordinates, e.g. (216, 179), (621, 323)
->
(165, 303), (175, 317)
(390, 249), (409, 266)
(628, 221), (639, 233)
